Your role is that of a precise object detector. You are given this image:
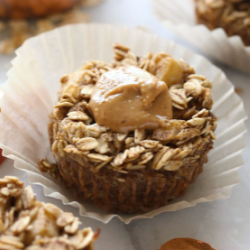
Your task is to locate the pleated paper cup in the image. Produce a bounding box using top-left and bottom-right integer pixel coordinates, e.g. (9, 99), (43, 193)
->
(152, 0), (250, 74)
(0, 24), (247, 224)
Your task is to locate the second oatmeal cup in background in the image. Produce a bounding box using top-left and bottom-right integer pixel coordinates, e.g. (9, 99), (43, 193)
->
(152, 0), (250, 74)
(0, 176), (96, 250)
(0, 24), (247, 223)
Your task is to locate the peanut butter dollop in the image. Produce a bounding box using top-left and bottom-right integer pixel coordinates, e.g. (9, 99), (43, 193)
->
(159, 238), (216, 250)
(89, 66), (173, 133)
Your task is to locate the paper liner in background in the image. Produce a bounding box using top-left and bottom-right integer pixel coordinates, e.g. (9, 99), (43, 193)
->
(0, 24), (247, 224)
(152, 0), (250, 75)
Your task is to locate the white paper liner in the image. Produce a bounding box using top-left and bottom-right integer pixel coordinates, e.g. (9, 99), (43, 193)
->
(152, 0), (250, 74)
(0, 23), (247, 224)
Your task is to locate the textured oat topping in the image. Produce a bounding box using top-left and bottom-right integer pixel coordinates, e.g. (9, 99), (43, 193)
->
(195, 0), (250, 46)
(41, 43), (216, 177)
(0, 176), (95, 250)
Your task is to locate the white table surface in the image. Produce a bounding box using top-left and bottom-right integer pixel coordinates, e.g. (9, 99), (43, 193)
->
(0, 0), (250, 250)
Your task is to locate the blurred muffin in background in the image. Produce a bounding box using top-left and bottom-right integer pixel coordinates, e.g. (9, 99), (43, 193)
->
(0, 176), (97, 249)
(195, 0), (250, 46)
(0, 0), (104, 54)
(0, 0), (81, 19)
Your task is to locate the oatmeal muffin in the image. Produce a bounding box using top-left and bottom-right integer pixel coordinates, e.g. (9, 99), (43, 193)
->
(41, 43), (217, 213)
(0, 176), (96, 250)
(0, 0), (80, 19)
(195, 0), (250, 46)
(159, 238), (216, 250)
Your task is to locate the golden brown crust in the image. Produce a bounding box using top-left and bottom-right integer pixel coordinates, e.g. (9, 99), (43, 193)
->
(195, 0), (250, 46)
(41, 44), (217, 213)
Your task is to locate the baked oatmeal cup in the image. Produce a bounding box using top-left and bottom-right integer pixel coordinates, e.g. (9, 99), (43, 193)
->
(0, 176), (96, 250)
(39, 43), (217, 213)
(195, 0), (250, 46)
